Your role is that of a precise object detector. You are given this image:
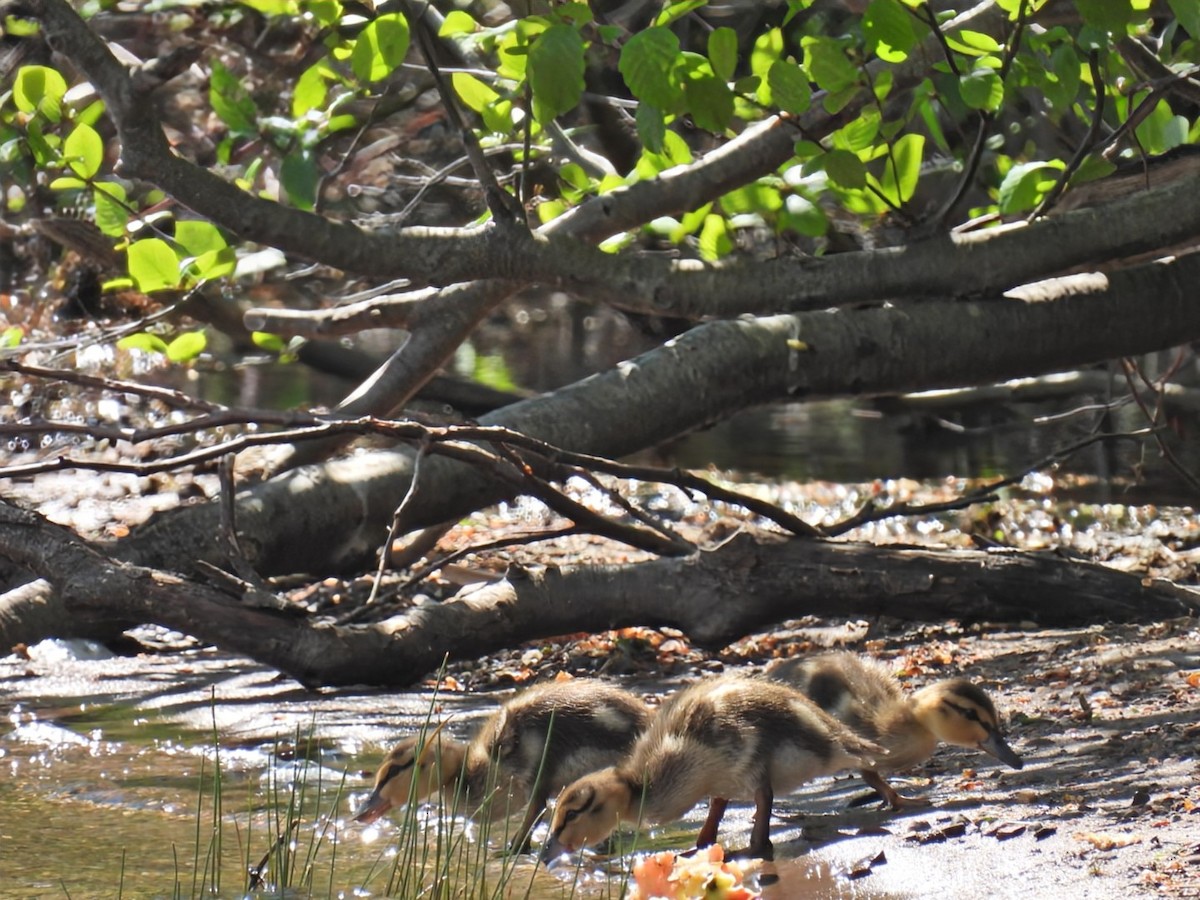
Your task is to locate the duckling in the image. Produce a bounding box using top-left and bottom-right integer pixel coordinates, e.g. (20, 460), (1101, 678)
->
(768, 651), (1023, 809)
(541, 673), (885, 861)
(353, 678), (650, 852)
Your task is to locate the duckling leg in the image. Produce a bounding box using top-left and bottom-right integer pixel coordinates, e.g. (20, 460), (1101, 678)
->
(861, 770), (931, 810)
(695, 797), (728, 848)
(509, 789), (549, 854)
(747, 785), (775, 860)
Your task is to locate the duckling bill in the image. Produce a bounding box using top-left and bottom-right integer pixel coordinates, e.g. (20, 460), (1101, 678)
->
(770, 651), (1022, 809)
(355, 678), (649, 852)
(542, 673), (884, 861)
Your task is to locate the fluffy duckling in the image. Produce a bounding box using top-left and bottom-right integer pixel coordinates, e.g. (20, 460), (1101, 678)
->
(542, 673), (885, 861)
(353, 679), (650, 852)
(768, 651), (1023, 809)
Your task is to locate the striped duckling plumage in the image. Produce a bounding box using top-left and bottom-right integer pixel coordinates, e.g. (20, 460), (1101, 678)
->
(542, 673), (886, 861)
(769, 651), (1023, 808)
(354, 678), (651, 852)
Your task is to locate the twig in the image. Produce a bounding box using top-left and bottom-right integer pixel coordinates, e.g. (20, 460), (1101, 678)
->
(822, 427), (1156, 537)
(366, 438), (429, 605)
(915, 3), (962, 77)
(0, 361), (819, 538)
(931, 0), (1029, 228)
(336, 525), (580, 622)
(0, 358), (223, 412)
(247, 820), (300, 891)
(404, 0), (526, 224)
(1120, 357), (1200, 497)
(217, 453), (247, 573)
(1029, 51), (1104, 220)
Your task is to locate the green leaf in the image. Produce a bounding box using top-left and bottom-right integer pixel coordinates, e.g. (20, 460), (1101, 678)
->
(117, 332), (169, 355)
(528, 24), (585, 124)
(824, 149), (867, 189)
(955, 29), (1002, 52)
(280, 150), (319, 210)
(802, 37), (859, 93)
(620, 27), (684, 111)
(48, 176), (87, 191)
(1067, 154), (1116, 186)
(127, 238), (181, 292)
(166, 330), (207, 363)
(683, 67), (734, 132)
(239, 0), (298, 13)
(733, 74), (761, 94)
(863, 0), (916, 62)
(292, 63), (329, 118)
(210, 60), (257, 136)
(914, 88), (949, 153)
(698, 213), (732, 261)
(960, 68), (1003, 111)
(175, 220), (227, 257)
(24, 120), (59, 167)
(998, 160), (1063, 214)
(766, 60), (812, 114)
(1073, 0), (1131, 34)
(750, 27), (784, 79)
(670, 203), (712, 242)
(654, 0), (706, 27)
(189, 247), (237, 280)
(1170, 0), (1200, 39)
(304, 0), (341, 26)
(452, 72), (500, 112)
(13, 65), (68, 122)
(554, 3), (593, 26)
(1047, 43), (1081, 114)
(635, 102), (666, 154)
(1135, 97), (1188, 155)
(351, 13), (410, 83)
(439, 10), (478, 35)
(252, 331), (287, 353)
(64, 123), (104, 179)
(498, 21), (546, 82)
(881, 132), (924, 203)
(2, 326), (23, 348)
(2, 16), (40, 36)
(720, 182), (783, 215)
(93, 182), (129, 237)
(833, 107), (881, 152)
(708, 27), (738, 82)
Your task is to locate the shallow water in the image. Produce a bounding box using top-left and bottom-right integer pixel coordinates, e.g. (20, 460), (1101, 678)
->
(0, 642), (917, 899)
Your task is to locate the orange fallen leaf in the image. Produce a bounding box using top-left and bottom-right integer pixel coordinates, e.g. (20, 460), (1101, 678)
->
(1185, 672), (1200, 688)
(1073, 831), (1142, 851)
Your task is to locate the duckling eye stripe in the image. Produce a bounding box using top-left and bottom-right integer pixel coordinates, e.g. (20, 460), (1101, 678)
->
(944, 701), (982, 723)
(380, 762), (410, 785)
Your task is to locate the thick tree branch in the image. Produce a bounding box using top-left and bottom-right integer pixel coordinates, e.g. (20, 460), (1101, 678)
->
(246, 172), (1200, 335)
(4, 500), (1195, 687)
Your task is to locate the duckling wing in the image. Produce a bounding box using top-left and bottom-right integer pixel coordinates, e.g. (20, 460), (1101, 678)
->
(484, 683), (649, 797)
(771, 652), (903, 742)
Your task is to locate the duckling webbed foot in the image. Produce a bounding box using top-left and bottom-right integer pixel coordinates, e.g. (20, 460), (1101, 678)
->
(861, 771), (931, 811)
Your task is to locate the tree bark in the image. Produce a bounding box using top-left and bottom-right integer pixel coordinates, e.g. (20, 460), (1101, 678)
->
(5, 250), (1200, 648)
(2, 501), (1195, 686)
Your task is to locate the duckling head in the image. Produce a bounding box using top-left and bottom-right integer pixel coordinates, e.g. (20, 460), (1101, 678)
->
(353, 724), (466, 825)
(540, 767), (633, 861)
(910, 680), (1023, 770)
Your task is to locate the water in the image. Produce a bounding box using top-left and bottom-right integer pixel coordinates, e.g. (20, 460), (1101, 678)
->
(0, 643), (911, 898)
